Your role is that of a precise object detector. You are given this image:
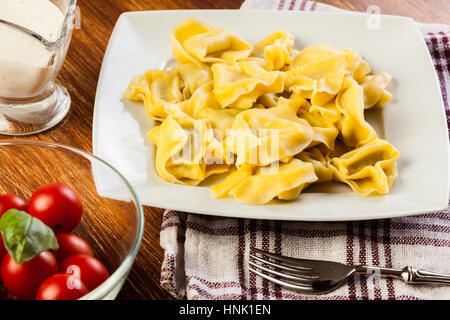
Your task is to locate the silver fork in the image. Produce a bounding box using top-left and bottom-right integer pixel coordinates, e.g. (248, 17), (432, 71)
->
(248, 248), (450, 294)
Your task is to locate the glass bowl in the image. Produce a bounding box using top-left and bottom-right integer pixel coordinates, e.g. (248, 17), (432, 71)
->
(0, 141), (144, 300)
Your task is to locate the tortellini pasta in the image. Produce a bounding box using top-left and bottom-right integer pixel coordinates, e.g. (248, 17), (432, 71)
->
(226, 106), (314, 166)
(329, 139), (400, 196)
(124, 69), (185, 120)
(250, 30), (295, 71)
(124, 18), (399, 206)
(171, 18), (252, 66)
(297, 148), (333, 183)
(211, 61), (284, 109)
(177, 62), (212, 99)
(211, 160), (318, 204)
(285, 44), (362, 106)
(359, 72), (393, 109)
(335, 84), (377, 147)
(148, 115), (229, 186)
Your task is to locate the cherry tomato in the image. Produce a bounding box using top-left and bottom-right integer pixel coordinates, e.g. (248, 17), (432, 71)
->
(0, 194), (28, 264)
(36, 273), (89, 300)
(0, 285), (15, 300)
(1, 251), (58, 300)
(60, 254), (109, 291)
(53, 233), (93, 263)
(28, 183), (82, 233)
(0, 235), (6, 262)
(0, 194), (27, 216)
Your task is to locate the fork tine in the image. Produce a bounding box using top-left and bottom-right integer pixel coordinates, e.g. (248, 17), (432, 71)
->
(251, 248), (314, 270)
(249, 253), (317, 275)
(248, 267), (314, 292)
(248, 261), (317, 283)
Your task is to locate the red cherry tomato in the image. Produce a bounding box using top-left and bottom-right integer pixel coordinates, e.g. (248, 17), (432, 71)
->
(0, 285), (15, 300)
(0, 194), (28, 216)
(28, 183), (82, 233)
(36, 273), (89, 300)
(60, 254), (109, 291)
(1, 251), (58, 300)
(0, 194), (28, 264)
(53, 233), (94, 263)
(0, 235), (6, 262)
(0, 194), (27, 265)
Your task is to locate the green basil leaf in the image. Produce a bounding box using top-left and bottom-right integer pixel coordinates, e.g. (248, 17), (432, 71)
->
(0, 209), (59, 264)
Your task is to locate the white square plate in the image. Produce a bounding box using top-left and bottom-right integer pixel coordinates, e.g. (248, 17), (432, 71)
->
(93, 10), (449, 221)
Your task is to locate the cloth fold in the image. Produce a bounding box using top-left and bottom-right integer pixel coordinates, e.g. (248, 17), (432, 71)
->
(160, 0), (450, 300)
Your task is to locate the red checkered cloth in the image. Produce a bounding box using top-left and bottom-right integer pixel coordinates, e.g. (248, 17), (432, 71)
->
(160, 0), (450, 300)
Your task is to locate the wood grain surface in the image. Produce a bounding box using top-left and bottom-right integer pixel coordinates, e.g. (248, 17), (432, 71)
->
(2, 0), (448, 300)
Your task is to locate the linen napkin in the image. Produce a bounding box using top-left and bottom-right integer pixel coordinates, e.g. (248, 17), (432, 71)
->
(160, 0), (450, 300)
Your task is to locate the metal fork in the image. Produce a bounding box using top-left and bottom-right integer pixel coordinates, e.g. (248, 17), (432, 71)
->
(248, 248), (450, 294)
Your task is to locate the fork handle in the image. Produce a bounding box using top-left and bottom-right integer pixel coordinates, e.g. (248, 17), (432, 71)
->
(356, 266), (450, 285)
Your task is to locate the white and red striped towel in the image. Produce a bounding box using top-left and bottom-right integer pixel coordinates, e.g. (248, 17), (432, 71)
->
(160, 0), (450, 300)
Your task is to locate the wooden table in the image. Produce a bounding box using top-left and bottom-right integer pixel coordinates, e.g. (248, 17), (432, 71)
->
(5, 0), (449, 300)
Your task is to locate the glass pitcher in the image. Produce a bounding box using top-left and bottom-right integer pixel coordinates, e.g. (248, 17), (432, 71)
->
(0, 0), (77, 135)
